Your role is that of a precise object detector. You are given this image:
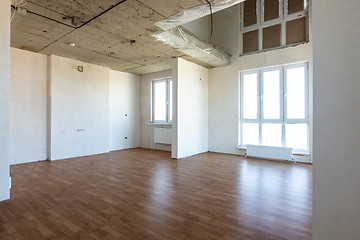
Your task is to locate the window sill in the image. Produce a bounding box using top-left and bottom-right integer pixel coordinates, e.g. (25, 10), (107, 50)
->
(149, 122), (172, 126)
(237, 145), (310, 156)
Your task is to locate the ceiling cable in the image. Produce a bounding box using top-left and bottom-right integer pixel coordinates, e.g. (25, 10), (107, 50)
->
(205, 0), (213, 38)
(10, 0), (128, 29)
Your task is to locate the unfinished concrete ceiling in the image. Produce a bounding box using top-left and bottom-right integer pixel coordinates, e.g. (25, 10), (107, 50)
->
(10, 0), (219, 75)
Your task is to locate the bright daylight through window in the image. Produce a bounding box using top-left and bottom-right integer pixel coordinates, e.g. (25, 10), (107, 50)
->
(152, 78), (173, 124)
(240, 63), (309, 152)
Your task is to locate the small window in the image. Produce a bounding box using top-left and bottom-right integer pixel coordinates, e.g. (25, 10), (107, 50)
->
(241, 0), (309, 55)
(152, 78), (172, 124)
(264, 0), (280, 21)
(287, 0), (305, 14)
(286, 17), (306, 45)
(244, 0), (258, 27)
(243, 30), (259, 54)
(262, 24), (281, 50)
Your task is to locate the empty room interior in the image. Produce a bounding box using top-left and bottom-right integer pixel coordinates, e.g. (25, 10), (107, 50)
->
(0, 0), (359, 239)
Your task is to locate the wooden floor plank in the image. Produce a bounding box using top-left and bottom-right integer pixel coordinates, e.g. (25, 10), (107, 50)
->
(0, 148), (312, 239)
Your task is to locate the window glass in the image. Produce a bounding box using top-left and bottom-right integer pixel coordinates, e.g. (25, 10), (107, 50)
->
(262, 123), (282, 147)
(286, 66), (305, 119)
(263, 70), (281, 119)
(169, 80), (173, 122)
(243, 123), (259, 145)
(243, 73), (258, 119)
(286, 123), (308, 150)
(153, 81), (167, 121)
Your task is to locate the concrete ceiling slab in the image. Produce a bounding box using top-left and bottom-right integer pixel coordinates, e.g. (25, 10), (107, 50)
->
(27, 0), (121, 23)
(57, 26), (171, 65)
(40, 41), (141, 71)
(22, 2), (70, 25)
(11, 0), (223, 74)
(11, 12), (73, 51)
(137, 0), (208, 18)
(87, 1), (184, 58)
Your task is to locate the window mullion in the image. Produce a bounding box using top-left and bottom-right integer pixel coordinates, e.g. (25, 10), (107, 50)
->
(166, 79), (169, 123)
(258, 0), (263, 51)
(152, 81), (155, 123)
(259, 69), (262, 145)
(282, 66), (286, 147)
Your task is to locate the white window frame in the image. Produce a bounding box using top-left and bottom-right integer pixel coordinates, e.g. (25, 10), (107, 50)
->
(239, 62), (309, 152)
(240, 0), (309, 55)
(151, 78), (172, 124)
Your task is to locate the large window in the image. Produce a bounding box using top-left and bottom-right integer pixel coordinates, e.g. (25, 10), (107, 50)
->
(152, 78), (172, 124)
(241, 0), (309, 55)
(239, 63), (309, 152)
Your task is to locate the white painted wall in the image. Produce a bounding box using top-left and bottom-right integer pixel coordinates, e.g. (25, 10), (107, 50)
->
(10, 48), (48, 165)
(50, 55), (110, 160)
(8, 50), (141, 162)
(140, 70), (172, 151)
(109, 70), (140, 151)
(312, 0), (360, 239)
(0, 0), (10, 201)
(173, 58), (209, 159)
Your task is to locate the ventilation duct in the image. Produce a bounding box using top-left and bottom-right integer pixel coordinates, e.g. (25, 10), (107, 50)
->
(154, 0), (245, 31)
(153, 26), (231, 67)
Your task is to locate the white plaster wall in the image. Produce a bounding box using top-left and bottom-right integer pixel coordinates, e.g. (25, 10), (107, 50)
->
(50, 55), (110, 160)
(139, 70), (172, 151)
(10, 48), (48, 165)
(312, 0), (360, 239)
(0, 0), (10, 201)
(173, 58), (209, 159)
(109, 70), (140, 151)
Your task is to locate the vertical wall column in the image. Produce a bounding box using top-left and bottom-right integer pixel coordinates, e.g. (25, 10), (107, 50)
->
(0, 0), (11, 201)
(313, 0), (360, 239)
(172, 58), (209, 159)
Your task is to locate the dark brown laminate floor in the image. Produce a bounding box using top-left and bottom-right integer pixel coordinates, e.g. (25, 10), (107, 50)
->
(0, 148), (312, 240)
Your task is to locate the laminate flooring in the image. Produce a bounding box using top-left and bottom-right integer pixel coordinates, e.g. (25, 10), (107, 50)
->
(0, 148), (312, 240)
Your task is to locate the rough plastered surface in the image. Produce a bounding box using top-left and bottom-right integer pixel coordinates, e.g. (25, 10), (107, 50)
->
(10, 0), (228, 73)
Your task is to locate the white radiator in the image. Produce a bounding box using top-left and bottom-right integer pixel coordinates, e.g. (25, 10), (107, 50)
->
(154, 128), (172, 144)
(246, 145), (293, 161)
